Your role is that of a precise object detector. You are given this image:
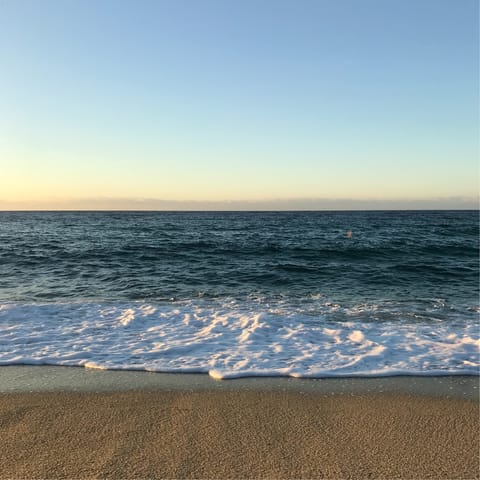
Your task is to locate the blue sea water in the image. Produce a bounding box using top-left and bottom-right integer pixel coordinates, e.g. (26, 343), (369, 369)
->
(0, 211), (478, 378)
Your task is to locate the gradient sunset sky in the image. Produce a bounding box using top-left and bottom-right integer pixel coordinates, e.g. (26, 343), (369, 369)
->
(0, 0), (478, 210)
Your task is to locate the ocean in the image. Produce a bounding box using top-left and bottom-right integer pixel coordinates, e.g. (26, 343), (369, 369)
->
(0, 210), (478, 379)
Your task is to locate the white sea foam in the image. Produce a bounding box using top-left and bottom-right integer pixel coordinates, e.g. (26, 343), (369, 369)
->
(0, 300), (478, 379)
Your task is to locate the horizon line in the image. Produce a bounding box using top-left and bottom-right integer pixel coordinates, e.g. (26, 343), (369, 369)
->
(1, 208), (478, 213)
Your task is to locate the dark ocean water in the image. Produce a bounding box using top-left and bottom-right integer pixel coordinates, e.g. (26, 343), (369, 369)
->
(0, 211), (478, 378)
(1, 210), (478, 304)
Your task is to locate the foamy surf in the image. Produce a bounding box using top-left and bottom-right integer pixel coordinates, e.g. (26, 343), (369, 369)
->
(0, 300), (478, 379)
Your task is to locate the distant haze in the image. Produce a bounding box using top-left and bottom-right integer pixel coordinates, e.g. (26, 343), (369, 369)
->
(0, 196), (477, 211)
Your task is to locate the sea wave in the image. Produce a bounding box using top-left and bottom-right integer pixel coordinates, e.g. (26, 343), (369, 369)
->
(1, 299), (478, 379)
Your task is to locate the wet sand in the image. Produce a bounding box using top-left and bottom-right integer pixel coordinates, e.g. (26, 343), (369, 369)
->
(1, 389), (478, 479)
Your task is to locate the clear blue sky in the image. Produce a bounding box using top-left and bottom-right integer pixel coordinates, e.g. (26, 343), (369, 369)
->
(0, 0), (478, 209)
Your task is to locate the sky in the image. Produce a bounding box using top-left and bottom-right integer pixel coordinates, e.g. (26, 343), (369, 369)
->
(0, 0), (478, 210)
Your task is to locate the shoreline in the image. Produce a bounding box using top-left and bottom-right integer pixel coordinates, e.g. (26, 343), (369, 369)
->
(0, 365), (478, 399)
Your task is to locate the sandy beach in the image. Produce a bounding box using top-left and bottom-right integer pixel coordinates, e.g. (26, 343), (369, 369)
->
(1, 386), (478, 479)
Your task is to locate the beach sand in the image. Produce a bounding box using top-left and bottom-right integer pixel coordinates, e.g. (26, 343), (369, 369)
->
(1, 389), (478, 479)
